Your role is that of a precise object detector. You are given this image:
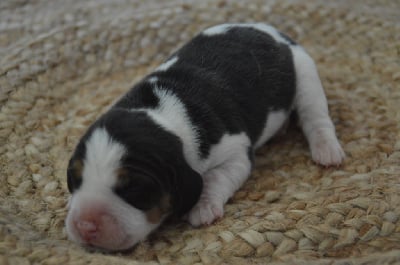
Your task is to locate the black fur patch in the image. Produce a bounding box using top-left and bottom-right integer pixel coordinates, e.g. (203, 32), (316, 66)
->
(114, 80), (159, 109)
(143, 26), (296, 158)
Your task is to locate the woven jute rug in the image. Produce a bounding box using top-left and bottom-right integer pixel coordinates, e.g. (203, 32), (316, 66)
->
(1, 0), (399, 264)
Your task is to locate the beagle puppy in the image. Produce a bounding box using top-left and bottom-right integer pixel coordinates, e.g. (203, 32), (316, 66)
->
(65, 23), (345, 251)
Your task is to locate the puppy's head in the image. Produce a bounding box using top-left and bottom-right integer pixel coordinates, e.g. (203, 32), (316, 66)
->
(65, 110), (202, 251)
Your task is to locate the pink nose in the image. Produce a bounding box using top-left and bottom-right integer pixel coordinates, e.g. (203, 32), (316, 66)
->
(71, 205), (123, 248)
(76, 219), (99, 242)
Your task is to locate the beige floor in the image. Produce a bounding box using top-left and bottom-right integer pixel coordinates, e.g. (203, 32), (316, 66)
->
(1, 0), (400, 264)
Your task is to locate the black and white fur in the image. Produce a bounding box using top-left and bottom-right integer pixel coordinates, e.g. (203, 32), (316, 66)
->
(66, 23), (345, 251)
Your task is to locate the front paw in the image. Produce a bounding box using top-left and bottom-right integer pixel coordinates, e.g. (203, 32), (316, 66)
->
(187, 200), (224, 227)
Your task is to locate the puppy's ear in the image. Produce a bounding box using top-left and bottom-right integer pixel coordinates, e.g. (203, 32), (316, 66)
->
(173, 162), (203, 216)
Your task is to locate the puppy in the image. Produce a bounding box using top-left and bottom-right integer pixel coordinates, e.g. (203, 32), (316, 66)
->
(65, 23), (345, 251)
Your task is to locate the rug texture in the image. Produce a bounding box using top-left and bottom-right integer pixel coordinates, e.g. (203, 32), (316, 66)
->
(1, 0), (399, 264)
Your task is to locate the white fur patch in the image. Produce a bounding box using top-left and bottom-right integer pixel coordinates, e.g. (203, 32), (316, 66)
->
(202, 23), (290, 45)
(254, 110), (288, 149)
(155, 56), (178, 72)
(132, 87), (201, 172)
(202, 24), (233, 36)
(201, 132), (251, 173)
(131, 86), (253, 176)
(148, 76), (158, 83)
(81, 128), (125, 191)
(188, 132), (252, 226)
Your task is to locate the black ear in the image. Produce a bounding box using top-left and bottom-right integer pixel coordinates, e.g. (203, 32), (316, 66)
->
(113, 168), (164, 211)
(173, 161), (203, 216)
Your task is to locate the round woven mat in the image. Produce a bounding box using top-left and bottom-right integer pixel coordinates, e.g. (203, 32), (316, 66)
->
(1, 0), (400, 264)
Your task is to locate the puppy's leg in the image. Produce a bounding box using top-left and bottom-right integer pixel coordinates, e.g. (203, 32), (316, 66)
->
(292, 45), (345, 166)
(187, 151), (252, 227)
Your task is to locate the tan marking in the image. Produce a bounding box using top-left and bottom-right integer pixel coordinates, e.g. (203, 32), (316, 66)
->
(145, 194), (171, 224)
(146, 207), (163, 224)
(72, 159), (83, 179)
(115, 168), (130, 187)
(159, 194), (171, 212)
(116, 168), (128, 178)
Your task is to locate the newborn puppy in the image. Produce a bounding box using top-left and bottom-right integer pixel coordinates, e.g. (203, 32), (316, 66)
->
(66, 23), (345, 251)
